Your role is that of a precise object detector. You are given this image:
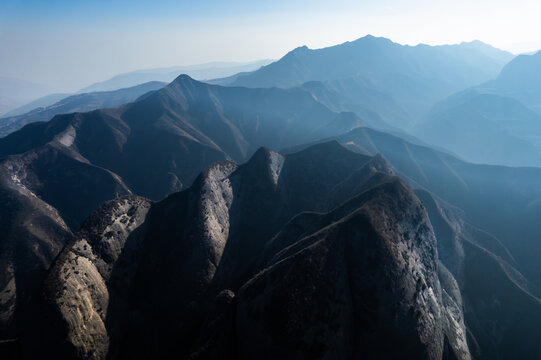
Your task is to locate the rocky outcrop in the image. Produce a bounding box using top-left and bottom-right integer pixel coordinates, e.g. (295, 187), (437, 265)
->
(29, 196), (151, 359)
(118, 143), (471, 359)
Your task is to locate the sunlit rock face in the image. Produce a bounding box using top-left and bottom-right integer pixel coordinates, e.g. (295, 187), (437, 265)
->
(30, 196), (151, 359)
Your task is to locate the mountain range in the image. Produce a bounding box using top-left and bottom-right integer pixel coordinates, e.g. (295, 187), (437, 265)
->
(0, 82), (165, 138)
(489, 50), (541, 112)
(1, 60), (272, 123)
(0, 74), (368, 345)
(212, 36), (513, 128)
(79, 60), (273, 93)
(2, 35), (541, 359)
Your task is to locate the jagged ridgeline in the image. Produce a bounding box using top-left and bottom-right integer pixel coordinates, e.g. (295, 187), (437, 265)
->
(3, 141), (537, 360)
(26, 142), (466, 359)
(1, 35), (541, 359)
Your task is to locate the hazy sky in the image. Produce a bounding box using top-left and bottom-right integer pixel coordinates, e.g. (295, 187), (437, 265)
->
(1, 0), (541, 92)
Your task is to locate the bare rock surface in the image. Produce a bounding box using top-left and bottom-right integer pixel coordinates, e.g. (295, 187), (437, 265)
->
(30, 196), (151, 359)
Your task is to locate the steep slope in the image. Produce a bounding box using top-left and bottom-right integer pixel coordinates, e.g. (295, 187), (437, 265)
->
(121, 142), (373, 359)
(230, 178), (451, 360)
(0, 141), (132, 229)
(488, 50), (541, 112)
(285, 127), (541, 291)
(217, 35), (513, 123)
(0, 160), (72, 340)
(300, 77), (412, 129)
(414, 92), (541, 166)
(30, 143), (471, 359)
(28, 196), (151, 359)
(417, 190), (541, 360)
(0, 81), (165, 137)
(0, 138), (131, 341)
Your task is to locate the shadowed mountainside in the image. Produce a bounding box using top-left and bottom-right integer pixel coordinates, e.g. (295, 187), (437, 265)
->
(285, 127), (541, 293)
(25, 142), (541, 360)
(2, 45), (541, 358)
(0, 75), (365, 341)
(28, 143), (472, 359)
(79, 60), (273, 93)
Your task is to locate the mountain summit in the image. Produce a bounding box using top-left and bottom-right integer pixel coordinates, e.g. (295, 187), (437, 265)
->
(213, 35), (513, 126)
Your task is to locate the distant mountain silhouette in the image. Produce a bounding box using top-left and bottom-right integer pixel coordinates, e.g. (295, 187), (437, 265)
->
(299, 77), (412, 130)
(0, 77), (51, 116)
(214, 35), (513, 126)
(79, 60), (272, 93)
(0, 81), (166, 137)
(414, 91), (541, 166)
(414, 51), (541, 166)
(3, 93), (70, 117)
(489, 50), (541, 112)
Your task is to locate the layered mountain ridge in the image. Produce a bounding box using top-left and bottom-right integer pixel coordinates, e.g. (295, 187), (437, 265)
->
(0, 81), (166, 138)
(2, 37), (541, 359)
(0, 74), (365, 342)
(26, 143), (472, 359)
(18, 141), (541, 359)
(213, 35), (513, 125)
(414, 49), (541, 166)
(285, 126), (541, 291)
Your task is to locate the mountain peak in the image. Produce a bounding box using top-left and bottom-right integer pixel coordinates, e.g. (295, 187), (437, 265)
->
(348, 34), (394, 47)
(460, 39), (486, 46)
(228, 33), (509, 93)
(242, 147), (285, 185)
(284, 45), (310, 58)
(170, 73), (198, 85)
(159, 73), (210, 101)
(496, 49), (541, 85)
(354, 34), (388, 42)
(458, 39), (509, 53)
(250, 146), (274, 159)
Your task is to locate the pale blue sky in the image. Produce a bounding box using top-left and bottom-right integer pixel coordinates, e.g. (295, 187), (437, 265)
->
(1, 0), (540, 91)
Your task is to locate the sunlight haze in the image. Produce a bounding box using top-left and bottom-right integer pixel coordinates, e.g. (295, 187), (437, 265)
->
(1, 0), (540, 91)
